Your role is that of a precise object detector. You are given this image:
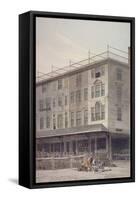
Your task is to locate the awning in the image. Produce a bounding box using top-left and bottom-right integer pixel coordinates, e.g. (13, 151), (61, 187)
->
(36, 124), (108, 138)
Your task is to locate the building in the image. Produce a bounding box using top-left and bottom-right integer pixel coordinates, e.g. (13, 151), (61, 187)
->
(36, 47), (130, 161)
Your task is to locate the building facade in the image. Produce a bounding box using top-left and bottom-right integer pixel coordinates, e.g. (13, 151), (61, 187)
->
(36, 54), (130, 160)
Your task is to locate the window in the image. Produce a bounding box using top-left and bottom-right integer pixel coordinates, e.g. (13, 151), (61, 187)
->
(84, 110), (88, 125)
(58, 96), (62, 106)
(58, 79), (62, 89)
(55, 143), (60, 152)
(43, 143), (50, 153)
(117, 68), (122, 81)
(101, 104), (105, 120)
(117, 107), (122, 121)
(101, 66), (105, 76)
(70, 92), (75, 104)
(95, 72), (100, 78)
(76, 111), (81, 126)
(53, 114), (56, 129)
(57, 114), (63, 128)
(53, 82), (56, 91)
(95, 102), (100, 120)
(53, 98), (56, 107)
(101, 84), (105, 96)
(91, 86), (94, 98)
(91, 103), (105, 121)
(76, 90), (81, 102)
(84, 88), (88, 101)
(46, 116), (50, 128)
(97, 138), (106, 150)
(42, 84), (46, 93)
(65, 96), (68, 106)
(66, 142), (70, 153)
(91, 107), (95, 121)
(64, 79), (68, 88)
(40, 117), (44, 129)
(46, 98), (51, 110)
(71, 112), (74, 127)
(117, 85), (122, 101)
(65, 112), (68, 128)
(39, 99), (43, 111)
(76, 73), (82, 87)
(91, 69), (95, 78)
(78, 140), (88, 152)
(95, 84), (100, 97)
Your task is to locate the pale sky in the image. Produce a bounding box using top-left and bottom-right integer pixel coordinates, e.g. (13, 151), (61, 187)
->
(36, 17), (130, 74)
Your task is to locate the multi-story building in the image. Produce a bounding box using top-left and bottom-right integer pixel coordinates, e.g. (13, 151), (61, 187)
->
(36, 48), (130, 160)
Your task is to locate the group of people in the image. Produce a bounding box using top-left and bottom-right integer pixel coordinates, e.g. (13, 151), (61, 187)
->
(78, 154), (105, 172)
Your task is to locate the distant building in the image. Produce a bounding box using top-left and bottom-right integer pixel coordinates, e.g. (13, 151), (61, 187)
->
(36, 48), (130, 160)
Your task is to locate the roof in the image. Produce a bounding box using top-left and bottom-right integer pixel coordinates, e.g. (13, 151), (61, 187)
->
(36, 124), (108, 138)
(36, 48), (129, 86)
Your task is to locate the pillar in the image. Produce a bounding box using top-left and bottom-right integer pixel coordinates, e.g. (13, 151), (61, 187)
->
(88, 137), (91, 153)
(107, 133), (112, 161)
(94, 136), (97, 156)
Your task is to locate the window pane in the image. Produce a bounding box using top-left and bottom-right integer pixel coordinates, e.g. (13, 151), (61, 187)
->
(95, 84), (100, 97)
(101, 84), (105, 96)
(95, 102), (100, 120)
(71, 112), (74, 127)
(57, 114), (63, 128)
(101, 66), (105, 76)
(39, 99), (43, 111)
(84, 88), (88, 101)
(95, 72), (100, 78)
(97, 138), (106, 150)
(76, 90), (81, 102)
(58, 79), (62, 89)
(58, 96), (62, 106)
(46, 98), (51, 110)
(101, 104), (105, 120)
(84, 110), (88, 125)
(40, 117), (44, 129)
(53, 114), (56, 129)
(76, 73), (82, 87)
(65, 96), (68, 105)
(65, 112), (68, 128)
(117, 68), (122, 80)
(46, 116), (50, 128)
(70, 92), (74, 104)
(76, 111), (81, 126)
(117, 107), (122, 121)
(91, 86), (94, 98)
(91, 107), (95, 121)
(117, 85), (122, 101)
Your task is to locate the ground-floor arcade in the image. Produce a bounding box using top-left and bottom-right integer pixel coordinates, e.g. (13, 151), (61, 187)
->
(36, 131), (130, 160)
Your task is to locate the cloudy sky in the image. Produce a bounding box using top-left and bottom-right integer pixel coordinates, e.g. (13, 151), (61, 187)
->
(36, 17), (130, 75)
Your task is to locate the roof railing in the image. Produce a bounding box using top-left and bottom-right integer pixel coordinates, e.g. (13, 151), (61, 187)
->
(36, 46), (128, 83)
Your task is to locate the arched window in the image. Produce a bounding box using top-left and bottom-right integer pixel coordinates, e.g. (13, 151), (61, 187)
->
(93, 80), (105, 98)
(95, 102), (100, 120)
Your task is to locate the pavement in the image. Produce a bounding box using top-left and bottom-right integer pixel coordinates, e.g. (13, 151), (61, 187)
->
(36, 160), (130, 183)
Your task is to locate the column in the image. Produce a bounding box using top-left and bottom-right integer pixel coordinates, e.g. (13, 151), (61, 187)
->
(94, 136), (97, 156)
(107, 133), (112, 161)
(88, 136), (91, 153)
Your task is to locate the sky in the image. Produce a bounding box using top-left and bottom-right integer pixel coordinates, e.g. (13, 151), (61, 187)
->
(36, 17), (130, 75)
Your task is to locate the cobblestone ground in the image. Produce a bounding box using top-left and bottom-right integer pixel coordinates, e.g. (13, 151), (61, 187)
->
(36, 160), (130, 183)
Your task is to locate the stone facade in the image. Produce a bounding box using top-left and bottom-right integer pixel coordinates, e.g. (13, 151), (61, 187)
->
(36, 57), (130, 159)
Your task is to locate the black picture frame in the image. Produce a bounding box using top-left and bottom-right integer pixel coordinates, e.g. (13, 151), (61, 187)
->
(19, 10), (135, 189)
